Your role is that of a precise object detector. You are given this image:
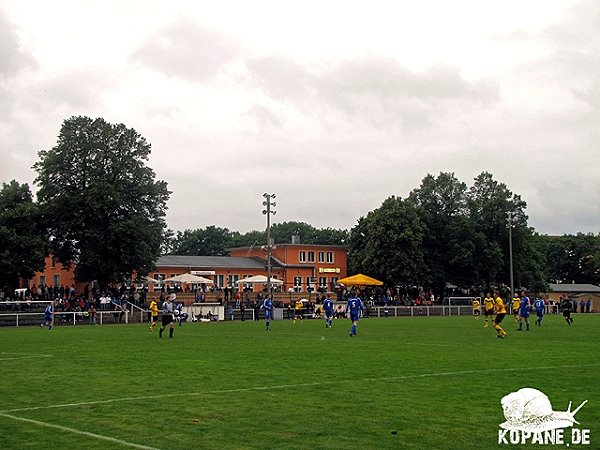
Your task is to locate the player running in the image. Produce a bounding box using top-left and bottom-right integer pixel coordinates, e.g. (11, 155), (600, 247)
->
(518, 291), (531, 331)
(482, 293), (495, 327)
(42, 302), (53, 330)
(534, 298), (545, 326)
(323, 294), (334, 328)
(561, 297), (574, 325)
(511, 293), (521, 324)
(346, 292), (364, 337)
(493, 291), (507, 339)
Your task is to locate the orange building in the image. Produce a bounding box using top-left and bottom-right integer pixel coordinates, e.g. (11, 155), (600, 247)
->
(29, 243), (347, 295)
(30, 256), (78, 292)
(229, 243), (347, 292)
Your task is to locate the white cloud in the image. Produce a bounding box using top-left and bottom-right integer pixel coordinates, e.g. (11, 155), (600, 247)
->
(0, 0), (598, 236)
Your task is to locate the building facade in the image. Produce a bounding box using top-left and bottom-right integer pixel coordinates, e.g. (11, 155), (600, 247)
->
(28, 244), (347, 296)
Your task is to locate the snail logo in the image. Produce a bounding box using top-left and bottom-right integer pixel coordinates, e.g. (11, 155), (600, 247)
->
(498, 388), (590, 446)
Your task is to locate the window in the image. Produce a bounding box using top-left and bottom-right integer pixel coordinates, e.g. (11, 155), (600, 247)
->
(293, 277), (302, 293)
(299, 251), (306, 263)
(318, 251), (325, 263)
(227, 274), (239, 287)
(330, 277), (339, 290)
(306, 277), (315, 292)
(319, 277), (327, 288)
(308, 251), (315, 262)
(39, 276), (46, 286)
(215, 275), (224, 287)
(326, 252), (334, 263)
(53, 274), (60, 287)
(157, 274), (166, 281)
(51, 257), (57, 269)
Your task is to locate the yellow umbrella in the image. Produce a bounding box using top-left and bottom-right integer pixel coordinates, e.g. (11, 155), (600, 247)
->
(337, 273), (383, 286)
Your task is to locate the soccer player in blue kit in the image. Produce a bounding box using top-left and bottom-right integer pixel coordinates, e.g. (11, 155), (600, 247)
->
(518, 290), (531, 331)
(323, 294), (334, 328)
(534, 298), (545, 326)
(262, 294), (274, 331)
(42, 303), (52, 330)
(346, 292), (364, 337)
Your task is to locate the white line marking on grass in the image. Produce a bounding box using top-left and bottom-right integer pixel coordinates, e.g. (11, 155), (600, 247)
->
(0, 353), (52, 361)
(0, 412), (160, 450)
(3, 363), (598, 414)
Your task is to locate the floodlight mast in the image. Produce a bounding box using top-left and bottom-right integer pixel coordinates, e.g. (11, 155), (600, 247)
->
(508, 211), (514, 299)
(262, 193), (277, 296)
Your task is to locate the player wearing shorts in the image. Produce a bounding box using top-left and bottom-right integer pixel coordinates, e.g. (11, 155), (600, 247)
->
(159, 294), (175, 338)
(42, 303), (53, 330)
(561, 297), (573, 325)
(518, 291), (530, 331)
(262, 294), (274, 331)
(483, 294), (495, 327)
(293, 298), (304, 324)
(323, 294), (334, 328)
(493, 292), (507, 339)
(149, 297), (159, 332)
(534, 298), (545, 326)
(346, 294), (364, 337)
(511, 294), (521, 324)
(472, 298), (480, 319)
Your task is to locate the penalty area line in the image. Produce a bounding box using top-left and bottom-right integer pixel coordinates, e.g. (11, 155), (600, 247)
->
(3, 363), (598, 414)
(0, 411), (160, 450)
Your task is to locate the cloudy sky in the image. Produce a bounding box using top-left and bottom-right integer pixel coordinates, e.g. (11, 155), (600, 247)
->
(1, 0), (599, 236)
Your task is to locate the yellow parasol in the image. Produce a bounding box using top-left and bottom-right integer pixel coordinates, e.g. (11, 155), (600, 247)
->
(337, 273), (383, 286)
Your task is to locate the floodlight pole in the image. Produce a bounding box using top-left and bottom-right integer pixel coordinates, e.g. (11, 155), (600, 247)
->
(508, 211), (514, 299)
(262, 193), (277, 296)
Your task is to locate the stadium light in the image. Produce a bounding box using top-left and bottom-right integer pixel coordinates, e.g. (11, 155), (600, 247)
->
(508, 211), (514, 299)
(262, 193), (277, 295)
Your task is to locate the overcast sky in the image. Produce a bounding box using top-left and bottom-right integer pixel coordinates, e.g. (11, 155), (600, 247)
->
(1, 0), (599, 236)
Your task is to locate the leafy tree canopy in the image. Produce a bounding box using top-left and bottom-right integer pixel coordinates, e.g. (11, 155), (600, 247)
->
(33, 116), (170, 287)
(0, 180), (48, 290)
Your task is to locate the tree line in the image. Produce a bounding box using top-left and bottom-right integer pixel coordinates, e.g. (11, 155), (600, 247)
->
(1, 116), (598, 293)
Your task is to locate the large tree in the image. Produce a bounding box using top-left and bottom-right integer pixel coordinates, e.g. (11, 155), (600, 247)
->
(33, 116), (170, 286)
(541, 233), (600, 285)
(408, 172), (477, 292)
(0, 180), (48, 291)
(348, 196), (425, 287)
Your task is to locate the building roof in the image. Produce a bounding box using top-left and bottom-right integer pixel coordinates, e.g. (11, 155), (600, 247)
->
(549, 283), (600, 293)
(156, 255), (268, 270)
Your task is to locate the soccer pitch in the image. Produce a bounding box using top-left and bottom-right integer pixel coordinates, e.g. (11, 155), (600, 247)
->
(1, 314), (598, 449)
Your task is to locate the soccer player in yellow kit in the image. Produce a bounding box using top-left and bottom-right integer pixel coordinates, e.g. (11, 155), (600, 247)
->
(149, 297), (159, 332)
(293, 299), (304, 324)
(483, 294), (495, 327)
(511, 294), (521, 324)
(493, 291), (507, 339)
(472, 298), (480, 319)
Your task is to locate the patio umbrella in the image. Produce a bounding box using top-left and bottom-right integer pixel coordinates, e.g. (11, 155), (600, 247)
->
(163, 273), (214, 284)
(337, 273), (383, 286)
(139, 276), (162, 284)
(236, 275), (283, 285)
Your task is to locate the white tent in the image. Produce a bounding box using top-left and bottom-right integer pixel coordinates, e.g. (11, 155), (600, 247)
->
(163, 273), (214, 284)
(236, 275), (283, 285)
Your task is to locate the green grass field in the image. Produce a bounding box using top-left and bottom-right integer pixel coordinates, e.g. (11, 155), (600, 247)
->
(1, 313), (598, 449)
